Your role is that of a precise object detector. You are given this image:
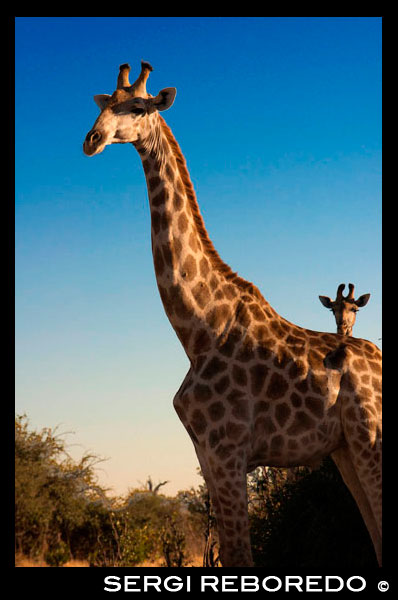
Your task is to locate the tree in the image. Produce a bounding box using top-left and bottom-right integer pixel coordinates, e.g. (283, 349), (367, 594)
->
(15, 414), (108, 563)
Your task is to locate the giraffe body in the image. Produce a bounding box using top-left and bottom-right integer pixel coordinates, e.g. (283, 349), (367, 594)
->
(83, 62), (382, 567)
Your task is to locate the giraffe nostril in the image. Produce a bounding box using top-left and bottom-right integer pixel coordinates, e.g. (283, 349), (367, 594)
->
(86, 130), (102, 145)
(90, 130), (102, 144)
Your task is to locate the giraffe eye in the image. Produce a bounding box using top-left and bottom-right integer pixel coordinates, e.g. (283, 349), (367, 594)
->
(131, 107), (145, 115)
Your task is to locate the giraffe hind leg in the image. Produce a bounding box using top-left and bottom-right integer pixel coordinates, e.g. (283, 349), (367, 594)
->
(331, 446), (382, 566)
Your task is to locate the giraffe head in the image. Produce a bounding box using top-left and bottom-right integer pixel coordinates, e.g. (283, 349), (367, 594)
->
(83, 61), (176, 156)
(319, 283), (370, 336)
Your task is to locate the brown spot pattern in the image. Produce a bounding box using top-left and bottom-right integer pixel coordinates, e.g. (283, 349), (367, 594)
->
(232, 364), (248, 387)
(214, 376), (230, 395)
(209, 401), (226, 422)
(154, 247), (164, 275)
(219, 328), (241, 358)
(148, 176), (162, 193)
(206, 304), (231, 329)
(181, 254), (197, 281)
(193, 383), (212, 403)
(151, 210), (161, 234)
(193, 329), (211, 354)
(199, 257), (210, 277)
(266, 372), (289, 399)
(249, 364), (269, 396)
(275, 403), (291, 428)
(192, 281), (211, 309)
(168, 285), (192, 320)
(287, 411), (316, 435)
(191, 409), (207, 435)
(305, 396), (324, 419)
(178, 212), (188, 233)
(201, 356), (228, 379)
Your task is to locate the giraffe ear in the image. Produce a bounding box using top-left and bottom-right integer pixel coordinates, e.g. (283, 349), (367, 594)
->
(94, 94), (111, 110)
(148, 88), (177, 113)
(319, 296), (333, 309)
(355, 293), (370, 308)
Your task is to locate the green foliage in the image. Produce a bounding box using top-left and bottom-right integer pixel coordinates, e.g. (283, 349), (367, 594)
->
(249, 458), (377, 568)
(15, 414), (106, 561)
(114, 518), (158, 566)
(15, 415), (198, 566)
(44, 540), (71, 567)
(108, 491), (182, 566)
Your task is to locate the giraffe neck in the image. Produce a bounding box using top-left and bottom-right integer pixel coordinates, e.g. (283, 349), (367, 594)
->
(134, 114), (272, 364)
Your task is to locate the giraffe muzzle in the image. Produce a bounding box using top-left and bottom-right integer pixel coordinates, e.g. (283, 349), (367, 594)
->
(337, 324), (351, 336)
(83, 129), (103, 156)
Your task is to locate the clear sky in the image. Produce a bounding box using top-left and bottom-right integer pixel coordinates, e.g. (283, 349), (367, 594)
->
(15, 17), (382, 496)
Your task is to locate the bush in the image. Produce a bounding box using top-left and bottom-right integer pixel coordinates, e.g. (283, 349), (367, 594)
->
(249, 458), (377, 568)
(44, 540), (71, 567)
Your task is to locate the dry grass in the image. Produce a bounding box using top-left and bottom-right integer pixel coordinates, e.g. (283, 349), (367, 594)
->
(15, 555), (46, 567)
(137, 554), (203, 567)
(15, 554), (89, 567)
(15, 553), (203, 567)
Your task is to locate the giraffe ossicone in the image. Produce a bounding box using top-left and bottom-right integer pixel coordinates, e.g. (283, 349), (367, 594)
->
(83, 61), (382, 567)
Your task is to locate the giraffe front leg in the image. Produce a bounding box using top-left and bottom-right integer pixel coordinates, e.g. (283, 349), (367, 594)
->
(196, 450), (253, 567)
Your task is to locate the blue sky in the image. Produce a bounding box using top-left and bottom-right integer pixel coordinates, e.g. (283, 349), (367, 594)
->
(15, 17), (382, 495)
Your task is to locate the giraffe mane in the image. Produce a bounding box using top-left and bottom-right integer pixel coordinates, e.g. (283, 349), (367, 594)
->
(158, 115), (267, 304)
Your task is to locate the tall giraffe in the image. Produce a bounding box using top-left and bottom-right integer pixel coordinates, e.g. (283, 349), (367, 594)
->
(319, 283), (371, 336)
(83, 62), (382, 567)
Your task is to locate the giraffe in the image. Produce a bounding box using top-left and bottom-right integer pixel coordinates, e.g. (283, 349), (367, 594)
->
(319, 283), (371, 337)
(83, 62), (382, 567)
